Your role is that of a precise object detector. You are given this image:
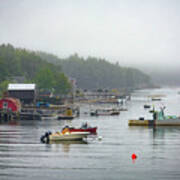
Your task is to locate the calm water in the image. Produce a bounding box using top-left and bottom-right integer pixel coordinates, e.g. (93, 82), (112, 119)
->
(1, 88), (180, 180)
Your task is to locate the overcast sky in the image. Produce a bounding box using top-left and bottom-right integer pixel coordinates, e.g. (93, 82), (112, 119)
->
(0, 0), (180, 69)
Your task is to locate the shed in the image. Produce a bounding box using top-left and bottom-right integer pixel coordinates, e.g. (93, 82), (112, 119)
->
(0, 98), (21, 112)
(8, 84), (36, 104)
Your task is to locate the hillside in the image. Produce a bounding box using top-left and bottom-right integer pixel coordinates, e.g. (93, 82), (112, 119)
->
(36, 52), (153, 90)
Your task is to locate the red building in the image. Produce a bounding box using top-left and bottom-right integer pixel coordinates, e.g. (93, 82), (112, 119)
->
(0, 98), (21, 112)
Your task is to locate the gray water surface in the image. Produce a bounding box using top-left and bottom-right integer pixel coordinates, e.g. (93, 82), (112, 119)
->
(1, 88), (180, 180)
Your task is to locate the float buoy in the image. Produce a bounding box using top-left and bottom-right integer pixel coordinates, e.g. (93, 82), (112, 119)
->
(98, 136), (102, 141)
(131, 153), (137, 159)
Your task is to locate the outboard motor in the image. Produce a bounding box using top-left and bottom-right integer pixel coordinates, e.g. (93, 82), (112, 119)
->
(40, 131), (52, 143)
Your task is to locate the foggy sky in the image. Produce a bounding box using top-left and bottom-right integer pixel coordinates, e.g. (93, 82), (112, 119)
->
(0, 0), (180, 69)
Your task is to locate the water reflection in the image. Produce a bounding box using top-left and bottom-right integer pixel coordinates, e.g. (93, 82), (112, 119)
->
(0, 119), (20, 126)
(152, 126), (180, 139)
(48, 140), (88, 153)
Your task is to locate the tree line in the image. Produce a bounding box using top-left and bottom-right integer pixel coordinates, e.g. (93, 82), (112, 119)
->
(0, 44), (153, 97)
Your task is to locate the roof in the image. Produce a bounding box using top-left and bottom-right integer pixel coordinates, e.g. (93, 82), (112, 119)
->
(8, 84), (36, 91)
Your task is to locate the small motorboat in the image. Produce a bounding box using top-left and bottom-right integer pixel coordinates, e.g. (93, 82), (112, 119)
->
(40, 128), (89, 143)
(144, 104), (151, 109)
(152, 98), (161, 101)
(90, 108), (120, 116)
(65, 123), (97, 134)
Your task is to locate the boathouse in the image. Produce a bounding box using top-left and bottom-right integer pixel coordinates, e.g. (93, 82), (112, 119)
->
(0, 97), (21, 112)
(8, 84), (36, 104)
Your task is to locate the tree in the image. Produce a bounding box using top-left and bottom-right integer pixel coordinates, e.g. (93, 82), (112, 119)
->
(34, 67), (56, 90)
(54, 72), (71, 94)
(0, 80), (11, 97)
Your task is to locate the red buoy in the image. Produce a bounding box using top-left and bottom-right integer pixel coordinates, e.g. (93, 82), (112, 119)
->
(131, 153), (137, 159)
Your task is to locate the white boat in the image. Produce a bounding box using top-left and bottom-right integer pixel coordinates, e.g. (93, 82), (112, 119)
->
(41, 129), (90, 143)
(90, 108), (120, 116)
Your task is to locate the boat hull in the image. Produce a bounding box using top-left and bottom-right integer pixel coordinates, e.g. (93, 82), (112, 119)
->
(69, 127), (97, 134)
(41, 114), (58, 120)
(49, 132), (89, 141)
(58, 115), (75, 120)
(129, 118), (180, 126)
(90, 111), (120, 116)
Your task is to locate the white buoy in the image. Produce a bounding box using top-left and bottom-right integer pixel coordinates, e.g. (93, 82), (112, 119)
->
(98, 136), (102, 141)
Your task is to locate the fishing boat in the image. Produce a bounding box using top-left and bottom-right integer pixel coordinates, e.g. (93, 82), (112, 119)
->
(129, 107), (180, 126)
(90, 108), (120, 116)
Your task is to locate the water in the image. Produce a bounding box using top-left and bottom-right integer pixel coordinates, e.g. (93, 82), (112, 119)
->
(1, 88), (180, 180)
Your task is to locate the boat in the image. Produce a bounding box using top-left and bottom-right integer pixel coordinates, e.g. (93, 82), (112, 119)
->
(129, 107), (180, 126)
(90, 108), (120, 116)
(64, 123), (97, 134)
(144, 104), (151, 109)
(40, 128), (90, 143)
(58, 107), (76, 120)
(118, 107), (128, 111)
(152, 98), (161, 101)
(41, 113), (58, 120)
(36, 109), (58, 120)
(148, 94), (165, 101)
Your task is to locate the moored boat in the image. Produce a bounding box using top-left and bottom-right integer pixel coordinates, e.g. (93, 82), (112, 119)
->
(66, 123), (97, 134)
(90, 108), (120, 116)
(40, 128), (90, 143)
(129, 118), (180, 126)
(129, 107), (180, 126)
(152, 98), (161, 101)
(144, 104), (151, 109)
(58, 107), (76, 120)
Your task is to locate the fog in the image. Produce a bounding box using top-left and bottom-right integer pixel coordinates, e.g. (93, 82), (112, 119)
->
(0, 0), (180, 82)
